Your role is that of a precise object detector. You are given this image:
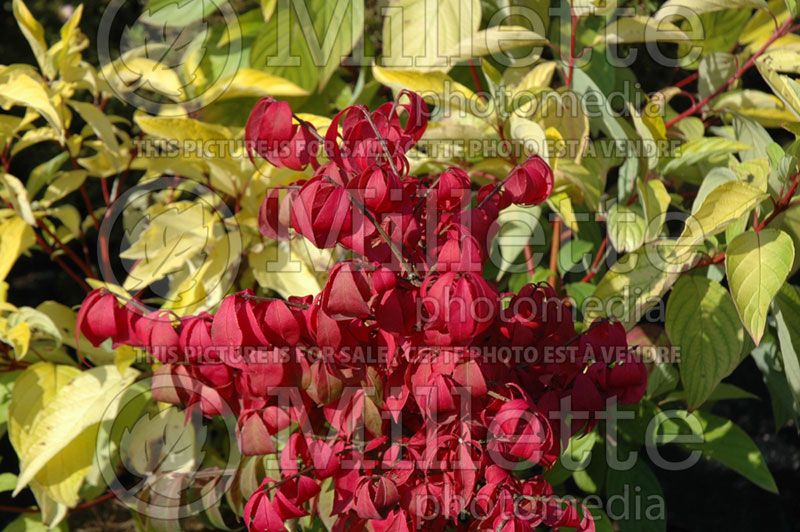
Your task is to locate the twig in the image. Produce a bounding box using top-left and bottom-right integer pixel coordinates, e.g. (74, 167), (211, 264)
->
(579, 235), (608, 283)
(548, 216), (562, 289)
(665, 17), (795, 129)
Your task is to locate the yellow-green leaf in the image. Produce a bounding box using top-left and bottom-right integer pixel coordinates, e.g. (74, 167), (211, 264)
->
(511, 61), (557, 95)
(251, 242), (323, 298)
(0, 216), (36, 281)
(0, 174), (36, 225)
(433, 26), (547, 69)
(607, 203), (646, 253)
(372, 65), (485, 116)
(639, 179), (671, 242)
(725, 229), (794, 344)
(584, 242), (694, 329)
(508, 115), (547, 159)
(100, 56), (183, 103)
(666, 275), (744, 410)
(0, 71), (64, 134)
(594, 16), (689, 45)
(4, 321), (31, 360)
(773, 283), (800, 410)
(208, 68), (309, 103)
(381, 0), (481, 72)
(8, 363), (82, 510)
(36, 301), (116, 365)
(756, 53), (800, 120)
(660, 137), (753, 177)
(11, 0), (51, 78)
(658, 0), (767, 14)
(14, 365), (139, 496)
(42, 170), (88, 206)
(675, 182), (767, 256)
(67, 100), (120, 154)
(114, 345), (137, 377)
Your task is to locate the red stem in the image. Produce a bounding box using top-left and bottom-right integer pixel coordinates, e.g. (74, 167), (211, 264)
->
(69, 491), (116, 513)
(665, 17), (794, 129)
(37, 221), (95, 279)
(566, 7), (578, 88)
(468, 61), (487, 101)
(579, 235), (608, 283)
(0, 505), (37, 514)
(673, 71), (699, 89)
(101, 177), (110, 205)
(548, 217), (562, 289)
(79, 184), (101, 231)
(524, 244), (536, 278)
(32, 232), (91, 292)
(0, 491), (117, 516)
(754, 173), (800, 231)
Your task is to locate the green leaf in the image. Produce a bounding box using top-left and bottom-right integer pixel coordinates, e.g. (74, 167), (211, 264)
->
(0, 472), (16, 494)
(660, 382), (759, 404)
(588, 508), (614, 532)
(681, 411), (778, 493)
(489, 204), (544, 278)
(675, 182), (767, 255)
(666, 275), (744, 410)
(772, 284), (800, 409)
(249, 0), (320, 91)
(733, 113), (772, 162)
(714, 90), (799, 128)
(302, 0), (364, 89)
(607, 203), (646, 253)
(557, 160), (605, 212)
(558, 239), (593, 275)
(571, 68), (639, 202)
(647, 363), (680, 399)
(545, 430), (600, 486)
(3, 512), (68, 532)
(698, 53), (737, 102)
(605, 460), (665, 532)
(726, 229), (794, 344)
(143, 0), (221, 26)
(706, 382), (759, 401)
(565, 282), (596, 312)
(26, 152), (70, 198)
(751, 338), (798, 430)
